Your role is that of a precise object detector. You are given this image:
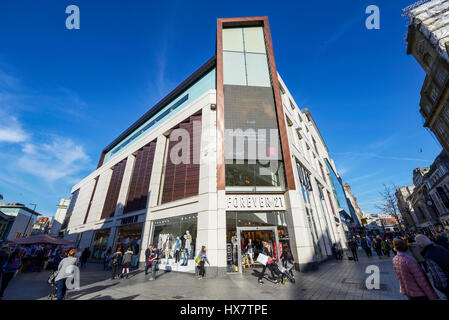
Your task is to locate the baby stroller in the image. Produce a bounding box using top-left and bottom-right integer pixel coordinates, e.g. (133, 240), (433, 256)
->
(47, 271), (58, 300)
(277, 261), (295, 284)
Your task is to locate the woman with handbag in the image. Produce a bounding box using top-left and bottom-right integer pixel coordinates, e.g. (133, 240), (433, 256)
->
(196, 246), (210, 279)
(257, 241), (280, 284)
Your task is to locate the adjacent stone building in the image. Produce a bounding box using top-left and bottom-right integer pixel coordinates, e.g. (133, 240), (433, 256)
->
(406, 0), (449, 156)
(396, 185), (419, 231)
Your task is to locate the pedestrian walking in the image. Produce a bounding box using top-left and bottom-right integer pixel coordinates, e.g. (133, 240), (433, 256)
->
(145, 245), (152, 275)
(54, 248), (77, 300)
(416, 234), (449, 299)
(407, 236), (427, 271)
(80, 248), (89, 269)
(392, 239), (439, 300)
(257, 241), (281, 284)
(381, 238), (390, 257)
(374, 237), (383, 258)
(196, 246), (210, 280)
(348, 237), (358, 261)
(244, 239), (255, 266)
(148, 246), (159, 281)
(74, 247), (82, 267)
(0, 249), (21, 299)
(435, 231), (449, 250)
(331, 243), (342, 260)
(54, 249), (64, 271)
(103, 247), (112, 271)
(110, 246), (123, 280)
(120, 247), (133, 279)
(360, 237), (371, 257)
(280, 245), (295, 283)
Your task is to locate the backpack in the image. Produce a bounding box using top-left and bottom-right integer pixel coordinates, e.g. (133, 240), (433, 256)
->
(426, 258), (448, 291)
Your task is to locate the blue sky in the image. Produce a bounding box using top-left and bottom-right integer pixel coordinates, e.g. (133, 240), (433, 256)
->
(0, 0), (442, 216)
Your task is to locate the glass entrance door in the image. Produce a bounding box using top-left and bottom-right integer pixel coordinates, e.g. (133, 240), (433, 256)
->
(236, 226), (279, 273)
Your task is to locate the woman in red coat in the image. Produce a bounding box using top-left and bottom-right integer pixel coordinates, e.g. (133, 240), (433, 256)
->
(392, 239), (438, 300)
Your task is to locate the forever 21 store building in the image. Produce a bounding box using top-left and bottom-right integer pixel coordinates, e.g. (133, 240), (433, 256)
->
(62, 17), (350, 274)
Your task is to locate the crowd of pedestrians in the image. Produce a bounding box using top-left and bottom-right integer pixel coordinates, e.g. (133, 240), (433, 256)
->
(0, 243), (94, 300)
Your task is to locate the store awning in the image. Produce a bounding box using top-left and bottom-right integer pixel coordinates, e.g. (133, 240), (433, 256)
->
(7, 234), (75, 246)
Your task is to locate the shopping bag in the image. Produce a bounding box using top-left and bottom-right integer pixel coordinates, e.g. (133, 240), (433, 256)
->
(256, 253), (268, 266)
(195, 256), (201, 264)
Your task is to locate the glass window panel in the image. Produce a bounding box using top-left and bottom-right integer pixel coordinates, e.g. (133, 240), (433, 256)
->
(246, 53), (271, 87)
(223, 28), (244, 52)
(243, 27), (266, 53)
(223, 51), (247, 86)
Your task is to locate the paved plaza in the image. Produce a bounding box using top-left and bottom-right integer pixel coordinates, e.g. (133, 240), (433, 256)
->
(0, 251), (415, 300)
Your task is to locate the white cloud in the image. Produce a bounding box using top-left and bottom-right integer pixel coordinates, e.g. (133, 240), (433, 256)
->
(17, 137), (90, 183)
(0, 115), (28, 143)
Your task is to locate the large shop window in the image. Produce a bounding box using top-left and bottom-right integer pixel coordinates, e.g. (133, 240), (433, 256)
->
(124, 140), (157, 213)
(226, 211), (290, 273)
(114, 222), (143, 267)
(101, 159), (127, 219)
(150, 214), (197, 273)
(91, 229), (110, 260)
(223, 84), (286, 192)
(161, 115), (201, 204)
(222, 26), (286, 193)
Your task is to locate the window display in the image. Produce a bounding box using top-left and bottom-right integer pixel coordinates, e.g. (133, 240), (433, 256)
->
(91, 229), (110, 260)
(114, 223), (143, 267)
(151, 213), (197, 273)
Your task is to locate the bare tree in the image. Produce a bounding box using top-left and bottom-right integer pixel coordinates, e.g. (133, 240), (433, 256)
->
(375, 184), (404, 233)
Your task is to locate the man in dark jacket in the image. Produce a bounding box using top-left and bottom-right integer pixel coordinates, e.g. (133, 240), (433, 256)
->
(145, 245), (152, 275)
(416, 234), (449, 299)
(435, 232), (449, 250)
(348, 237), (359, 261)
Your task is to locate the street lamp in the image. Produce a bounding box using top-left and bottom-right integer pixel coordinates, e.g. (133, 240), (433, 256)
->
(23, 203), (37, 237)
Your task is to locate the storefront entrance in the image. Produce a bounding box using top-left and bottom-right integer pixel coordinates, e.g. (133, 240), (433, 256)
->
(236, 226), (279, 273)
(226, 211), (290, 273)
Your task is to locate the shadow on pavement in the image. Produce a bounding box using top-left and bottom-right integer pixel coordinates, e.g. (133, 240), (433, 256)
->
(67, 282), (121, 300)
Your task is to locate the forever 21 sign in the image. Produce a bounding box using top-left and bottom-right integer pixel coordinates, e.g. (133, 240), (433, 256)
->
(226, 195), (286, 211)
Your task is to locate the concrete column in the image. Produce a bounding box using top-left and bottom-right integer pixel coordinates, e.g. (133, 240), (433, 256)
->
(284, 189), (316, 271)
(114, 154), (135, 217)
(106, 226), (117, 251)
(139, 135), (167, 264)
(309, 178), (332, 257)
(196, 104), (224, 275)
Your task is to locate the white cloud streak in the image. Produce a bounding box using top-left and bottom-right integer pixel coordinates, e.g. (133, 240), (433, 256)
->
(0, 114), (28, 143)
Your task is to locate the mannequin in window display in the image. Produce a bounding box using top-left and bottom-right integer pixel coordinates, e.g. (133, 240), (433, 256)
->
(157, 234), (163, 250)
(186, 230), (193, 258)
(164, 237), (172, 264)
(181, 234), (190, 266)
(173, 236), (181, 264)
(231, 234), (238, 266)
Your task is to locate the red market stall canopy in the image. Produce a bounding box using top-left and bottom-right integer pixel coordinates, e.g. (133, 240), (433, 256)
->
(7, 234), (75, 246)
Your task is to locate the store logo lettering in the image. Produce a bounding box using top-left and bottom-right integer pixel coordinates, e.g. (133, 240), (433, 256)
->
(226, 195), (285, 210)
